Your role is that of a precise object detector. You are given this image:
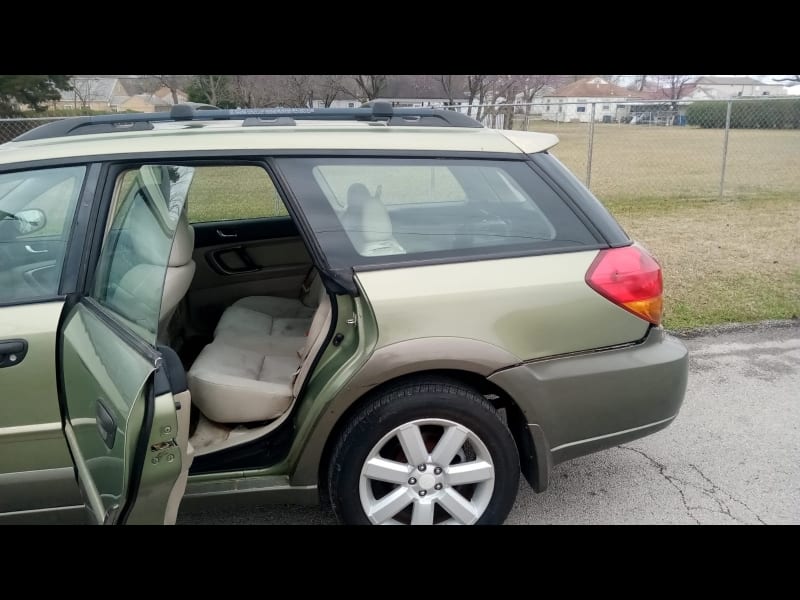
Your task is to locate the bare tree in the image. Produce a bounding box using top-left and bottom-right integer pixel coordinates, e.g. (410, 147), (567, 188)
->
(151, 75), (189, 104)
(466, 75), (491, 119)
(351, 75), (387, 102)
(228, 76), (252, 107)
(70, 77), (102, 110)
(658, 75), (695, 109)
(439, 75), (465, 105)
(130, 76), (163, 101)
(281, 75), (315, 107)
(192, 75), (230, 106)
(258, 75), (347, 108)
(517, 75), (554, 121)
(773, 75), (800, 86)
(227, 75), (284, 108)
(403, 75), (442, 105)
(481, 75), (529, 129)
(311, 75), (346, 107)
(636, 75), (648, 91)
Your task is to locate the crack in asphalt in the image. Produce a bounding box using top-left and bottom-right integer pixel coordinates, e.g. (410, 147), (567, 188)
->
(688, 464), (768, 525)
(617, 445), (700, 525)
(617, 446), (768, 525)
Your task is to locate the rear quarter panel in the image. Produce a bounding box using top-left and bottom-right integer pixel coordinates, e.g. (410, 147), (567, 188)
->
(355, 251), (649, 362)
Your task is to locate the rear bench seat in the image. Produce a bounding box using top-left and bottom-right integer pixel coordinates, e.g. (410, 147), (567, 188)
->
(214, 270), (322, 345)
(187, 271), (332, 423)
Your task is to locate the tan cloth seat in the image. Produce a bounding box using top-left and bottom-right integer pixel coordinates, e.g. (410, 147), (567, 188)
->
(187, 343), (299, 422)
(214, 305), (311, 338)
(188, 291), (332, 424)
(160, 211), (196, 332)
(111, 210), (195, 341)
(214, 270), (322, 341)
(343, 183), (405, 257)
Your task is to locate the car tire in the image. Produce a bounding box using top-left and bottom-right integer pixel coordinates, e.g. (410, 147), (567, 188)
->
(328, 377), (520, 525)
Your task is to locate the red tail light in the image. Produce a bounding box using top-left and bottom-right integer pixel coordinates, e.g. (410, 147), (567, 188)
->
(585, 246), (663, 325)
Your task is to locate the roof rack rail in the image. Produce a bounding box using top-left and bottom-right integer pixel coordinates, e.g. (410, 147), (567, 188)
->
(14, 101), (483, 142)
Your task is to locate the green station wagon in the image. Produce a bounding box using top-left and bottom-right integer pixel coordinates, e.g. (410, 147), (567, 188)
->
(0, 103), (688, 525)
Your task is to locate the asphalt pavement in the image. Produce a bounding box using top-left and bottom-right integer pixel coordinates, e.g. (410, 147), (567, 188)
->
(179, 321), (800, 525)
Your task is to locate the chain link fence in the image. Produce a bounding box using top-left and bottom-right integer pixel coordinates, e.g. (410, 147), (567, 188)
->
(0, 117), (64, 144)
(2, 97), (798, 201)
(446, 97), (800, 201)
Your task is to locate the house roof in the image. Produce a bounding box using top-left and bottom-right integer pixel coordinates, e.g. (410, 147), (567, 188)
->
(121, 93), (174, 107)
(548, 77), (644, 98)
(694, 76), (763, 86)
(117, 77), (156, 96)
(635, 82), (698, 100)
(61, 75), (187, 107)
(60, 77), (118, 103)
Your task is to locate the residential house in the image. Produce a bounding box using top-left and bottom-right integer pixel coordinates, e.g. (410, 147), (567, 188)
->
(512, 75), (577, 105)
(56, 77), (126, 111)
(540, 77), (645, 123)
(312, 98), (361, 109)
(56, 76), (188, 112)
(686, 76), (787, 100)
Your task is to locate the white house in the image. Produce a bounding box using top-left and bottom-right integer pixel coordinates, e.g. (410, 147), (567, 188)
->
(686, 76), (787, 100)
(539, 77), (645, 123)
(311, 99), (361, 109)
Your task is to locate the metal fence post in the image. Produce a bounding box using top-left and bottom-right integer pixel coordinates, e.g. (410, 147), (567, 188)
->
(719, 99), (732, 199)
(586, 102), (596, 188)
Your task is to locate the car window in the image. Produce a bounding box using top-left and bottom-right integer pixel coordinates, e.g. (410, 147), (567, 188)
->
(90, 165), (187, 344)
(184, 165), (288, 223)
(277, 158), (596, 266)
(314, 165), (467, 207)
(0, 166), (86, 304)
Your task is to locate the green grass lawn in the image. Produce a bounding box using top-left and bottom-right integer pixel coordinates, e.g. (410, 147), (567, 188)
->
(529, 121), (800, 201)
(605, 194), (800, 330)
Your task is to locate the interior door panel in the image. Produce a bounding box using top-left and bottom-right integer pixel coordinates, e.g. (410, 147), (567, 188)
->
(187, 218), (312, 331)
(0, 237), (67, 301)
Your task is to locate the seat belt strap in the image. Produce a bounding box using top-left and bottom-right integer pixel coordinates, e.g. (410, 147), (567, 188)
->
(300, 266), (315, 297)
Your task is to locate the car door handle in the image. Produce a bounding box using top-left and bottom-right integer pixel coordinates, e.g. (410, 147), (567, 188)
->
(24, 244), (48, 254)
(216, 229), (237, 239)
(0, 339), (28, 368)
(95, 398), (117, 450)
(208, 246), (260, 275)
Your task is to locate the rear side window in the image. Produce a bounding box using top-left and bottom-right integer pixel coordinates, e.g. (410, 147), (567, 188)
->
(277, 158), (598, 267)
(185, 166), (288, 223)
(116, 165), (288, 224)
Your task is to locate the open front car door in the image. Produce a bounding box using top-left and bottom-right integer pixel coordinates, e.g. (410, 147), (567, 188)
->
(58, 164), (192, 524)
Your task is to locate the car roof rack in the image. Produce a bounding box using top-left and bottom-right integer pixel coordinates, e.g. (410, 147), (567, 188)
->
(14, 101), (483, 142)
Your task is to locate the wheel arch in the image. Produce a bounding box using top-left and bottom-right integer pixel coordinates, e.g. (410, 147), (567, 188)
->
(290, 336), (551, 497)
(308, 368), (548, 507)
